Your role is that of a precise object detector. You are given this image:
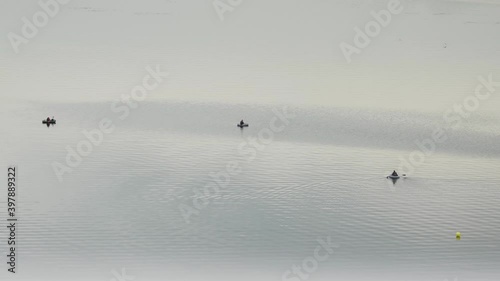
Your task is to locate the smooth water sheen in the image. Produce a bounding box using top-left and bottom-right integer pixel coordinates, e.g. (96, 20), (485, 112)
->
(0, 101), (499, 281)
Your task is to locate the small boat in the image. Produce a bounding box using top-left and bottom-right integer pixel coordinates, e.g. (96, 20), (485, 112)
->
(237, 123), (249, 128)
(42, 119), (56, 124)
(386, 170), (401, 179)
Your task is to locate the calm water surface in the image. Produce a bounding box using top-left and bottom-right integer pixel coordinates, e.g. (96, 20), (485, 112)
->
(0, 101), (499, 281)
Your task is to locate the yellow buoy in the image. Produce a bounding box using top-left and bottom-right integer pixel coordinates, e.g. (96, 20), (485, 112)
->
(456, 232), (461, 240)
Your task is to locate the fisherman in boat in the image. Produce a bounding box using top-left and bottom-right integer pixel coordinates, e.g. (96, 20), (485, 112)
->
(47, 117), (51, 122)
(391, 170), (398, 177)
(240, 120), (245, 126)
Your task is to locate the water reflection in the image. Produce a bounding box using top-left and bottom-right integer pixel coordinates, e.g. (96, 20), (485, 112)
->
(0, 102), (498, 281)
(387, 176), (399, 185)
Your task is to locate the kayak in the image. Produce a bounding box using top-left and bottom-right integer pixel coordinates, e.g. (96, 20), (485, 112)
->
(42, 120), (56, 124)
(387, 173), (406, 179)
(237, 124), (249, 128)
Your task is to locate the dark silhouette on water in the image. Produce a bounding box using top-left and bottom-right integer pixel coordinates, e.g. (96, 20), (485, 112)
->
(238, 120), (248, 128)
(389, 176), (399, 185)
(42, 117), (56, 127)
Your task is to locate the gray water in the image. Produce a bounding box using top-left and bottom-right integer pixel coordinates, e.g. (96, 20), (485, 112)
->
(0, 101), (499, 281)
(2, 0), (500, 279)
